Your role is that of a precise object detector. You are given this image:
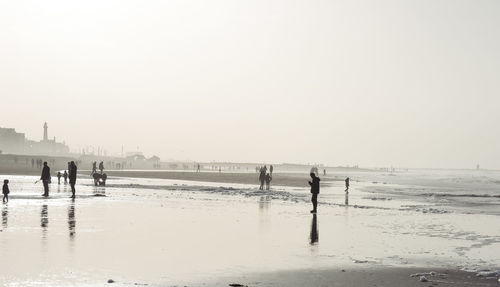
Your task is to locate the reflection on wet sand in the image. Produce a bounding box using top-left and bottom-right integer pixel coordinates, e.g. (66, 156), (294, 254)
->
(2, 205), (7, 229)
(93, 186), (106, 197)
(68, 200), (76, 238)
(309, 214), (318, 245)
(41, 204), (48, 239)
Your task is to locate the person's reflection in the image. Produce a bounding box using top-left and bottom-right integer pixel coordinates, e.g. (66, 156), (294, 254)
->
(41, 204), (48, 239)
(68, 200), (76, 238)
(309, 214), (319, 245)
(93, 186), (106, 197)
(2, 205), (8, 229)
(259, 196), (270, 211)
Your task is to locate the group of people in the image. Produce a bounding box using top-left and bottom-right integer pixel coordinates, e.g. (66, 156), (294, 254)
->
(258, 165), (273, 190)
(40, 161), (78, 198)
(91, 161), (105, 175)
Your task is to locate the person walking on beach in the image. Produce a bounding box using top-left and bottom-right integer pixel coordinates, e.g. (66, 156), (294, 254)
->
(308, 172), (320, 213)
(2, 180), (10, 203)
(344, 177), (350, 205)
(265, 173), (272, 190)
(91, 161), (97, 175)
(63, 170), (68, 184)
(69, 161), (77, 199)
(99, 161), (104, 174)
(57, 171), (62, 184)
(40, 162), (51, 197)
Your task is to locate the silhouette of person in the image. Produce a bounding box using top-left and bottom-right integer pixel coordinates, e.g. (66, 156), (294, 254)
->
(265, 173), (272, 190)
(270, 165), (273, 175)
(31, 158), (35, 168)
(323, 169), (326, 176)
(259, 168), (265, 190)
(308, 172), (320, 213)
(3, 179), (10, 203)
(92, 161), (97, 175)
(57, 171), (62, 184)
(310, 214), (318, 245)
(69, 161), (77, 199)
(63, 170), (68, 184)
(99, 161), (104, 174)
(40, 162), (51, 197)
(345, 177), (350, 192)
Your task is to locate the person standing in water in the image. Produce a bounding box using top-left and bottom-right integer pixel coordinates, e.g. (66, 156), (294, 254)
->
(40, 162), (51, 197)
(308, 172), (320, 213)
(57, 171), (62, 184)
(269, 165), (273, 176)
(63, 170), (68, 184)
(69, 161), (77, 199)
(2, 180), (10, 203)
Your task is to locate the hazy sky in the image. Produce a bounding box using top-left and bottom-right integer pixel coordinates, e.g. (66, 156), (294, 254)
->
(1, 0), (499, 169)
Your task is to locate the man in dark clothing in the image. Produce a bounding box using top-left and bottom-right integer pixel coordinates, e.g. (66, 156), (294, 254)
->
(69, 161), (77, 199)
(40, 162), (51, 197)
(99, 161), (104, 174)
(345, 177), (350, 192)
(308, 172), (320, 213)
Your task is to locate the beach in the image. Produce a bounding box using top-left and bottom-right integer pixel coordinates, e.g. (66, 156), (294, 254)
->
(0, 169), (499, 286)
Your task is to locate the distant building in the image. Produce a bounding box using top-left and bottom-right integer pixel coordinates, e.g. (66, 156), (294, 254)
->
(0, 122), (70, 156)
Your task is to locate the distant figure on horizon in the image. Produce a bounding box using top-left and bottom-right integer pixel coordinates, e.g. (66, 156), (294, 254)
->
(3, 179), (10, 203)
(218, 166), (221, 173)
(31, 158), (35, 168)
(40, 162), (51, 197)
(197, 164), (201, 172)
(57, 171), (62, 184)
(265, 173), (272, 190)
(308, 172), (320, 213)
(323, 169), (326, 176)
(69, 161), (77, 199)
(270, 165), (273, 175)
(63, 170), (68, 184)
(99, 161), (104, 174)
(92, 161), (97, 175)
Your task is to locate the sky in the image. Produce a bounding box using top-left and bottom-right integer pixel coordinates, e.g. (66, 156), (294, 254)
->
(0, 0), (499, 169)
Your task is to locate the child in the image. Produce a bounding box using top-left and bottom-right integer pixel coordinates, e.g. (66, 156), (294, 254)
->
(265, 173), (272, 190)
(3, 179), (10, 203)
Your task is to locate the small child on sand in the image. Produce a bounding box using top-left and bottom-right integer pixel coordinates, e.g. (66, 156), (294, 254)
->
(265, 173), (272, 190)
(3, 179), (10, 203)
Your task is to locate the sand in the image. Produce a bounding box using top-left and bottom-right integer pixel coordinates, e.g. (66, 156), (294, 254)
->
(208, 268), (500, 287)
(0, 171), (499, 286)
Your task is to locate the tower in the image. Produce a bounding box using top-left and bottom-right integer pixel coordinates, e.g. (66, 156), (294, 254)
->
(43, 122), (48, 141)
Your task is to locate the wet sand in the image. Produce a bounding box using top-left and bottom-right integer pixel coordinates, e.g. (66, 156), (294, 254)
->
(209, 268), (500, 287)
(1, 172), (499, 286)
(100, 170), (317, 187)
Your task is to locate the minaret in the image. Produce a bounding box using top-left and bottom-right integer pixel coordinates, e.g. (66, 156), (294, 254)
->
(43, 122), (48, 141)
